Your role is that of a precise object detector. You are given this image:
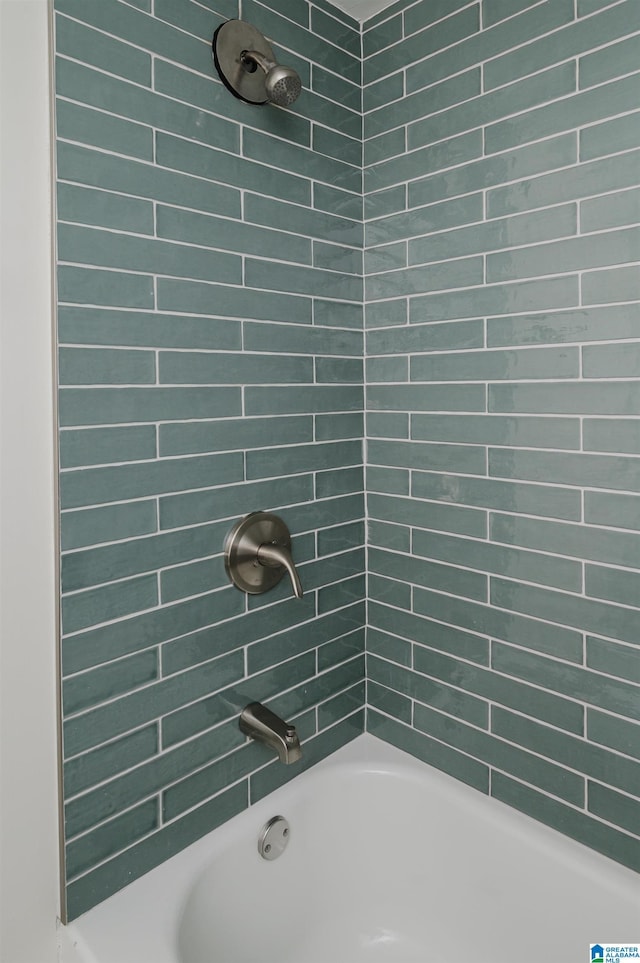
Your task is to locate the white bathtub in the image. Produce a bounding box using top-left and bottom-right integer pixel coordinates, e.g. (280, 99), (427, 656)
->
(60, 733), (639, 963)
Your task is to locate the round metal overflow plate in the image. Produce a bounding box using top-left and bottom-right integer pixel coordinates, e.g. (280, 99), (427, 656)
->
(258, 815), (290, 860)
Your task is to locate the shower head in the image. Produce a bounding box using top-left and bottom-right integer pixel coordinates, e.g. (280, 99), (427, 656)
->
(213, 20), (302, 108)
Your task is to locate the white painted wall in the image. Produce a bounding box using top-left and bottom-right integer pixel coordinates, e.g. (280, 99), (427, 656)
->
(0, 1), (61, 960)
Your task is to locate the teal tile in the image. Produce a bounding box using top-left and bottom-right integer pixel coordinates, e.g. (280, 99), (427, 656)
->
(65, 782), (246, 920)
(368, 320), (483, 356)
(316, 412), (364, 441)
(316, 469), (364, 499)
(368, 710), (489, 794)
(64, 650), (245, 756)
(159, 415), (313, 457)
(312, 66), (361, 113)
(366, 623), (412, 665)
(368, 573), (412, 609)
(410, 276), (579, 324)
(63, 651), (158, 715)
(58, 224), (242, 285)
(314, 299), (363, 329)
(487, 74), (640, 155)
(491, 773), (640, 874)
(61, 452), (243, 509)
(59, 386), (241, 427)
(244, 193), (361, 247)
(588, 782), (640, 839)
(369, 654), (488, 727)
(492, 445), (640, 494)
(367, 466), (409, 495)
(581, 187), (640, 232)
(370, 68), (481, 141)
(245, 385), (362, 416)
(63, 725), (158, 798)
(316, 357), (363, 384)
(581, 114), (640, 161)
(248, 605), (360, 675)
(363, 13), (402, 58)
(62, 521), (229, 592)
(482, 0), (541, 28)
(587, 638), (640, 686)
(60, 425), (156, 469)
(58, 266), (154, 310)
(156, 133), (310, 207)
(369, 545), (488, 602)
(160, 474), (314, 530)
(303, 89), (361, 141)
(56, 100), (153, 162)
(55, 12), (151, 85)
(367, 255), (483, 300)
(414, 133), (577, 209)
(490, 382), (640, 416)
(584, 418), (640, 454)
(162, 741), (264, 823)
(62, 586), (244, 675)
(56, 58), (239, 153)
(246, 258), (362, 302)
(412, 346), (579, 382)
(368, 130), (481, 196)
(317, 573), (366, 614)
(582, 265), (640, 305)
(368, 438), (486, 476)
(62, 574), (158, 635)
(368, 519), (411, 552)
(369, 491), (486, 538)
(313, 240), (362, 276)
(414, 529), (581, 592)
(61, 502), (157, 551)
(584, 491), (640, 532)
(580, 30), (640, 89)
(312, 6), (360, 56)
(492, 643), (640, 719)
(156, 206), (311, 266)
(66, 798), (158, 880)
(413, 471), (581, 521)
(365, 185), (406, 221)
(491, 576), (640, 648)
(366, 412), (409, 438)
(368, 383), (485, 412)
(367, 193), (484, 247)
(588, 708), (640, 761)
(56, 0), (209, 72)
(364, 238), (405, 276)
(364, 71), (404, 113)
(490, 513), (640, 569)
(247, 440), (361, 480)
(59, 347), (155, 385)
(368, 680), (412, 724)
(244, 127), (360, 193)
(411, 414), (579, 450)
(313, 125), (362, 169)
(492, 707), (640, 796)
(414, 586), (583, 662)
(365, 299), (407, 329)
(366, 356), (408, 382)
(413, 643), (583, 732)
(157, 279), (311, 324)
(314, 183), (363, 223)
(411, 63), (575, 152)
(57, 142), (241, 218)
(487, 228), (640, 284)
(57, 184), (154, 234)
(489, 150), (640, 217)
(485, 0), (636, 90)
(414, 701), (583, 805)
(586, 564), (640, 609)
(159, 351), (312, 385)
(154, 0), (238, 41)
(487, 304), (640, 347)
(409, 203), (577, 267)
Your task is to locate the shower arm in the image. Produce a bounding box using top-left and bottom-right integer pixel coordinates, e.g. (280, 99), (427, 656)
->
(241, 49), (277, 74)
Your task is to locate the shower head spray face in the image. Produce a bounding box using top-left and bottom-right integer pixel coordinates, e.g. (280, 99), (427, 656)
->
(213, 20), (302, 107)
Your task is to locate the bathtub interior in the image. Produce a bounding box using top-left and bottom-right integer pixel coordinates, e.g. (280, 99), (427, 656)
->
(62, 734), (639, 963)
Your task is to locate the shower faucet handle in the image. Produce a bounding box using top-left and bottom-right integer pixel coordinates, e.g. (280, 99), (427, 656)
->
(224, 512), (304, 599)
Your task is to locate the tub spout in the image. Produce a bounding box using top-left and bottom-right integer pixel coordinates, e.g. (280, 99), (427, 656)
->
(240, 702), (302, 765)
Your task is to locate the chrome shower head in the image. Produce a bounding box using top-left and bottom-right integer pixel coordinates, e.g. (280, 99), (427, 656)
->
(213, 20), (302, 108)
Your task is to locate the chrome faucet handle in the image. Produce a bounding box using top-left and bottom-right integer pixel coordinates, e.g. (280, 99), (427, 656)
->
(224, 512), (304, 599)
(256, 540), (303, 598)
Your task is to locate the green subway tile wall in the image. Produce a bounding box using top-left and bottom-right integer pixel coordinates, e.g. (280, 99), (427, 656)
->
(364, 0), (640, 876)
(54, 0), (364, 920)
(55, 0), (640, 921)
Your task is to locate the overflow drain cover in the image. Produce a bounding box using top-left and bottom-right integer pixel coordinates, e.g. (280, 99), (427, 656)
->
(258, 815), (290, 860)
